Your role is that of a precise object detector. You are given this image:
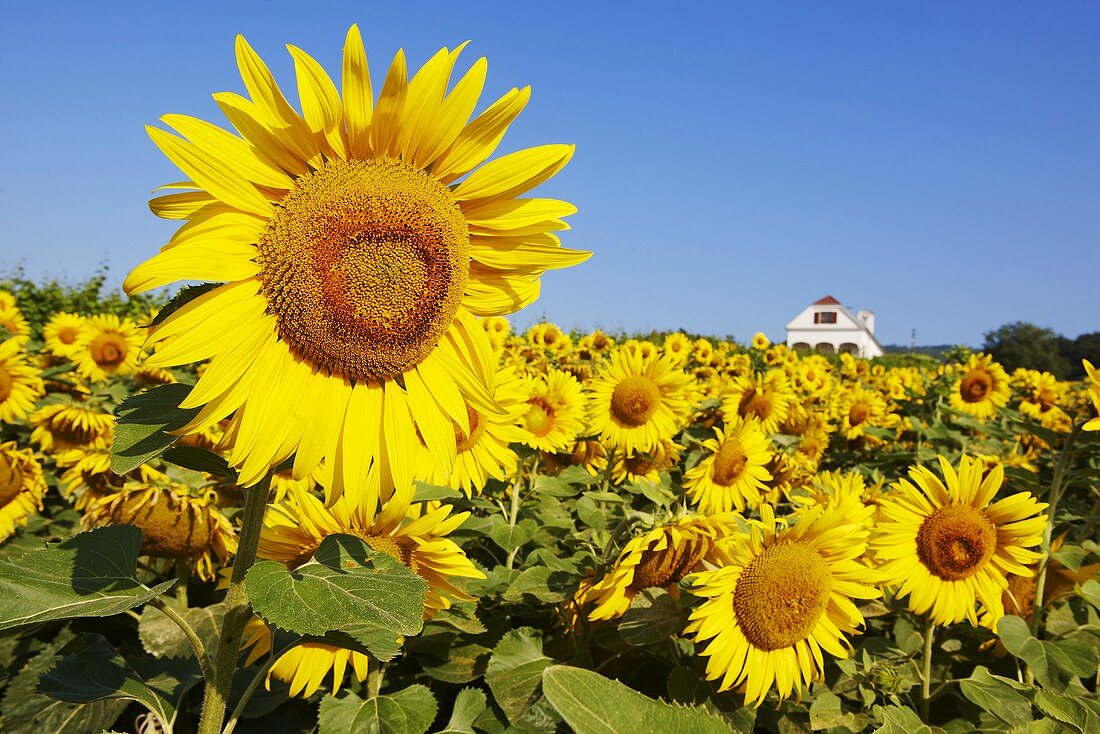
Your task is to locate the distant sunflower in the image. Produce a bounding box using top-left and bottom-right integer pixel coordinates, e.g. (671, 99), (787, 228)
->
(1083, 360), (1099, 431)
(751, 332), (770, 350)
(83, 483), (236, 581)
(541, 439), (608, 477)
(949, 354), (1010, 419)
(0, 442), (48, 542)
(872, 455), (1047, 628)
(0, 307), (30, 347)
(663, 332), (692, 365)
(520, 369), (585, 453)
(0, 341), (45, 425)
(43, 312), (88, 359)
(721, 370), (794, 435)
(73, 314), (143, 382)
(588, 514), (738, 621)
(836, 387), (889, 440)
(29, 402), (114, 452)
(611, 439), (681, 485)
(685, 504), (880, 706)
(125, 27), (588, 502)
(685, 417), (773, 514)
(587, 349), (694, 455)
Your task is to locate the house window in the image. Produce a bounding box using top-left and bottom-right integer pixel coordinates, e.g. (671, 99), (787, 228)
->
(814, 311), (837, 324)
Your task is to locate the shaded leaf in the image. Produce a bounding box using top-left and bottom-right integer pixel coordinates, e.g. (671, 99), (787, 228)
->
(436, 687), (488, 734)
(110, 383), (200, 473)
(318, 686), (437, 734)
(957, 666), (1034, 728)
(485, 627), (553, 722)
(139, 600), (225, 659)
(618, 589), (684, 647)
(161, 445), (238, 481)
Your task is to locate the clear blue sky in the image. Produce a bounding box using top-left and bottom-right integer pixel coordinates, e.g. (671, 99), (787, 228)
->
(2, 1), (1097, 346)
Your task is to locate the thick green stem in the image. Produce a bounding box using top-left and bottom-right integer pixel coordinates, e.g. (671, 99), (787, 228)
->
(197, 472), (272, 734)
(505, 458), (533, 570)
(920, 619), (935, 723)
(1030, 423), (1082, 637)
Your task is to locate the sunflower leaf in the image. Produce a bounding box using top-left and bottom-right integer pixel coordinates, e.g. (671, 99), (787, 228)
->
(244, 533), (427, 661)
(0, 525), (175, 632)
(484, 627), (553, 723)
(111, 383), (200, 474)
(541, 665), (731, 734)
(618, 588), (685, 647)
(317, 686), (437, 734)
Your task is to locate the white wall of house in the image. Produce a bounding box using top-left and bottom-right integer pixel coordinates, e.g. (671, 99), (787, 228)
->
(785, 298), (885, 358)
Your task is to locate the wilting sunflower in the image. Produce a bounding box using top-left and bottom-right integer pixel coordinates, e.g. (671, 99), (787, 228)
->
(54, 444), (168, 510)
(872, 455), (1047, 628)
(836, 387), (889, 441)
(42, 312), (88, 359)
(721, 370), (794, 435)
(685, 504), (880, 706)
(541, 439), (608, 477)
(1083, 360), (1099, 431)
(611, 439), (681, 485)
(29, 402), (114, 452)
(587, 514), (738, 621)
(0, 442), (48, 542)
(520, 368), (586, 453)
(72, 314), (143, 382)
(0, 341), (45, 425)
(684, 418), (773, 514)
(949, 353), (1010, 419)
(587, 348), (694, 455)
(125, 27), (588, 503)
(83, 482), (237, 581)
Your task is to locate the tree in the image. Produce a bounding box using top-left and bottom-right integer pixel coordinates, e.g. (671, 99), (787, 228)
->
(983, 322), (1071, 378)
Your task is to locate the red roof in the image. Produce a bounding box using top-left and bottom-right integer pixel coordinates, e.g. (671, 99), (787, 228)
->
(813, 295), (841, 305)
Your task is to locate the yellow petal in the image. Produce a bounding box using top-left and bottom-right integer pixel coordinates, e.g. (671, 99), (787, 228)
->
(414, 56), (486, 170)
(370, 49), (408, 157)
(452, 144), (574, 202)
(341, 24), (373, 158)
(288, 44), (346, 159)
(462, 198), (577, 230)
(434, 86), (530, 183)
(161, 113), (294, 190)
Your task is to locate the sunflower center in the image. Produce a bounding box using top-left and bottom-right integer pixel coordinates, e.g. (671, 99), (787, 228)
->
(959, 370), (993, 403)
(610, 375), (662, 427)
(628, 535), (708, 592)
(525, 398), (555, 437)
(916, 504), (997, 581)
(257, 158), (470, 383)
(711, 438), (749, 486)
(739, 390), (773, 422)
(0, 454), (25, 507)
(59, 326), (80, 345)
(90, 333), (128, 369)
(733, 541), (833, 651)
(0, 368), (12, 403)
(454, 404), (485, 454)
(365, 535), (416, 572)
(848, 402), (871, 426)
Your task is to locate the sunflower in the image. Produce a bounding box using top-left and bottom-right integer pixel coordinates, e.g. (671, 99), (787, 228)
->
(0, 341), (45, 425)
(685, 504), (880, 706)
(663, 332), (692, 365)
(240, 616), (370, 698)
(43, 312), (88, 359)
(124, 27), (589, 504)
(949, 354), (1010, 419)
(83, 483), (237, 581)
(721, 370), (794, 435)
(54, 444), (168, 510)
(29, 402), (114, 452)
(72, 314), (143, 382)
(611, 439), (681, 485)
(836, 387), (889, 440)
(480, 316), (511, 351)
(684, 418), (773, 514)
(872, 455), (1047, 628)
(587, 514), (738, 621)
(0, 306), (30, 347)
(0, 292), (14, 311)
(541, 439), (608, 477)
(1083, 360), (1099, 431)
(751, 332), (770, 350)
(520, 368), (585, 453)
(0, 442), (48, 542)
(789, 470), (876, 532)
(587, 348), (694, 455)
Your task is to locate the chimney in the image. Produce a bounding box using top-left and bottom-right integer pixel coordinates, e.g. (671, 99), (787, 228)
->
(857, 310), (875, 334)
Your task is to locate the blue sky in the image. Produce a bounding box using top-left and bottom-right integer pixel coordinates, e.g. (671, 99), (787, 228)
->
(1, 2), (1097, 346)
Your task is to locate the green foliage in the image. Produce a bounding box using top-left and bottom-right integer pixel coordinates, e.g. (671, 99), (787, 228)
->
(984, 321), (1073, 377)
(110, 383), (200, 474)
(317, 686), (437, 734)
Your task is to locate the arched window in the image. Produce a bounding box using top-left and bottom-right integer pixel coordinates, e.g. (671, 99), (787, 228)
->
(814, 342), (835, 355)
(792, 342), (811, 354)
(838, 342), (859, 355)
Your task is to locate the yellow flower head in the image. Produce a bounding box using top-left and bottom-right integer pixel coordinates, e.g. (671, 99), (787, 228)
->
(0, 341), (45, 425)
(73, 314), (143, 382)
(721, 369), (795, 435)
(43, 312), (88, 359)
(0, 442), (48, 542)
(949, 353), (1010, 419)
(684, 417), (773, 514)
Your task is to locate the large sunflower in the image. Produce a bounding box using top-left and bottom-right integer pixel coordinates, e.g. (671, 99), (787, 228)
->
(685, 504), (880, 706)
(0, 442), (48, 542)
(684, 418), (773, 514)
(124, 27), (589, 507)
(948, 354), (1010, 419)
(586, 348), (694, 455)
(0, 341), (45, 425)
(72, 314), (143, 382)
(871, 455), (1047, 628)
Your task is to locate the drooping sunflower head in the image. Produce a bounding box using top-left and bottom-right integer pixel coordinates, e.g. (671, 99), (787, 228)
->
(0, 442), (48, 542)
(29, 401), (114, 452)
(0, 341), (45, 426)
(684, 417), (773, 514)
(685, 504), (880, 706)
(587, 348), (694, 456)
(72, 314), (143, 382)
(520, 368), (586, 453)
(82, 483), (237, 581)
(611, 439), (681, 485)
(587, 514), (740, 621)
(949, 353), (1010, 419)
(721, 370), (794, 435)
(872, 455), (1047, 628)
(42, 312), (88, 358)
(124, 26), (589, 502)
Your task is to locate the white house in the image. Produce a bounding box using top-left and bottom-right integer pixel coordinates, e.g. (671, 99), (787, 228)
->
(785, 296), (885, 358)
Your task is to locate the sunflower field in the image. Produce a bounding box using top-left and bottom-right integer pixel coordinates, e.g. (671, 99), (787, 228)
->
(1, 24), (1100, 734)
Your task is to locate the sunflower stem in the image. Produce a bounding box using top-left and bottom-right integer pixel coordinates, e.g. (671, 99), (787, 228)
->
(151, 596), (209, 680)
(197, 471), (272, 734)
(920, 618), (935, 723)
(1029, 422), (1081, 638)
(505, 457), (533, 570)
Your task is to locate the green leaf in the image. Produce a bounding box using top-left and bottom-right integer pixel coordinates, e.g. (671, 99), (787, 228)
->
(998, 614), (1098, 689)
(808, 690), (869, 732)
(872, 704), (936, 734)
(139, 599), (225, 659)
(38, 633), (201, 731)
(413, 481), (464, 503)
(317, 686), (437, 734)
(1050, 544), (1088, 572)
(0, 630), (127, 734)
(503, 566), (572, 603)
(541, 665), (730, 734)
(435, 688), (488, 734)
(245, 533), (427, 661)
(618, 589), (684, 647)
(161, 445), (238, 480)
(531, 474), (582, 498)
(484, 627), (554, 722)
(0, 525), (174, 632)
(110, 383), (200, 473)
(957, 666), (1035, 728)
(666, 667), (755, 732)
(1033, 689), (1100, 734)
(1080, 580), (1100, 611)
(487, 516), (537, 553)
